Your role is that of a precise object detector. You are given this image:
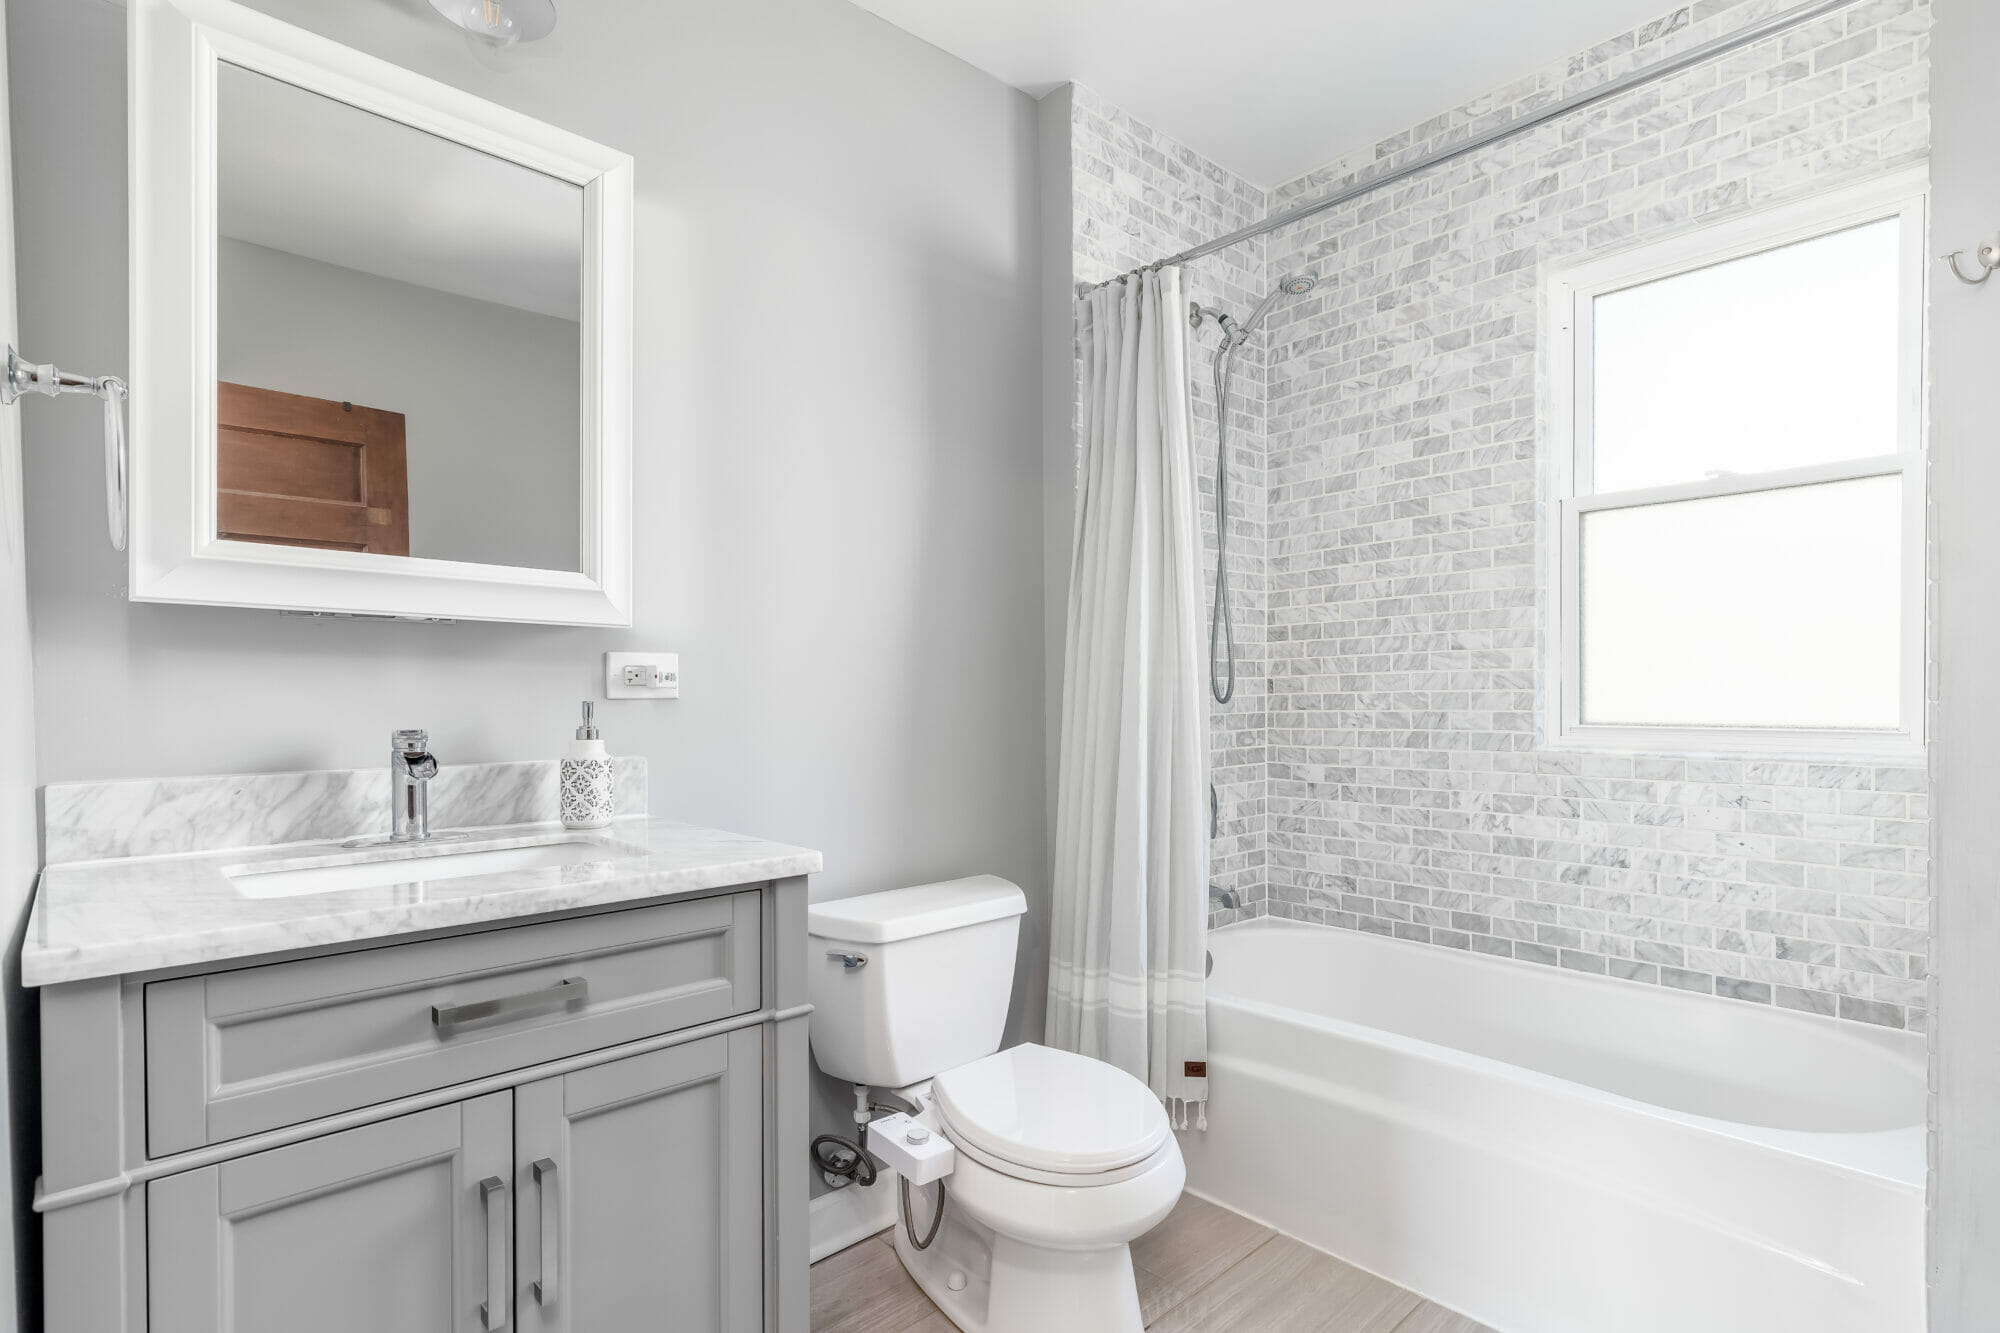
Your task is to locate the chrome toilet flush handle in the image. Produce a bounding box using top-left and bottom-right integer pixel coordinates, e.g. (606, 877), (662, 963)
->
(826, 951), (868, 970)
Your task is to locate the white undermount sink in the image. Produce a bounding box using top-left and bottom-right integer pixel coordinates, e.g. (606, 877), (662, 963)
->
(226, 835), (646, 899)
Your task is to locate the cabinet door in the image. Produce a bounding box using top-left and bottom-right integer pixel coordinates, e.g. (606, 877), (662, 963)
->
(149, 1093), (513, 1333)
(514, 1029), (764, 1333)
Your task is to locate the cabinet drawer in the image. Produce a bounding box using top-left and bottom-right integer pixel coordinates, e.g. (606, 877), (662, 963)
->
(146, 892), (762, 1156)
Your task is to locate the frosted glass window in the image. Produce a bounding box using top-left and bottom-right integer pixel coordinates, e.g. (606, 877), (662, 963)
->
(1579, 476), (1901, 729)
(1591, 219), (1902, 492)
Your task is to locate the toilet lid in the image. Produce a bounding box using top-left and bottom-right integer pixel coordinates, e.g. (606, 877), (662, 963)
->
(932, 1044), (1171, 1177)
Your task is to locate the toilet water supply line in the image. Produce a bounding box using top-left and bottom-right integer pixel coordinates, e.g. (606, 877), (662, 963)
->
(811, 1085), (948, 1251)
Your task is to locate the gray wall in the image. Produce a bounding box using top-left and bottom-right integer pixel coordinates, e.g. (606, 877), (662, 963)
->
(1927, 0), (1999, 1319)
(218, 237), (583, 571)
(12, 0), (1045, 1199)
(0, 1), (32, 1321)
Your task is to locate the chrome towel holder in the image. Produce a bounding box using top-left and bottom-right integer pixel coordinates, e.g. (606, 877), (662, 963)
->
(3, 345), (127, 551)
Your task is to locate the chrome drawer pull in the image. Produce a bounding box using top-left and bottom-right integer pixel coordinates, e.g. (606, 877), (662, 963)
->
(432, 976), (587, 1036)
(479, 1175), (507, 1330)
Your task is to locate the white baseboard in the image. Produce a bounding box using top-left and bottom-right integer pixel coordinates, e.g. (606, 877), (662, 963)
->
(810, 1182), (897, 1262)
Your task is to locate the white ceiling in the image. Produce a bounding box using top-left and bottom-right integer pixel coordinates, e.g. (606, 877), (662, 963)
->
(849, 0), (1681, 187)
(217, 62), (582, 321)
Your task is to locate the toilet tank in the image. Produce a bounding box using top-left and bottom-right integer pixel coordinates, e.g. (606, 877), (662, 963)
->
(807, 875), (1027, 1088)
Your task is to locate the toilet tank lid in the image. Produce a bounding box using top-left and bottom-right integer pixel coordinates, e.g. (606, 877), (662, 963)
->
(808, 875), (1027, 944)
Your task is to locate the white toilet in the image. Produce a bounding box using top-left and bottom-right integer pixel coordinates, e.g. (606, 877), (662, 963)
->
(808, 875), (1185, 1333)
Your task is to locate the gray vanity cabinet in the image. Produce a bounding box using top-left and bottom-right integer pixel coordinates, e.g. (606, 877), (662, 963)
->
(143, 1032), (766, 1333)
(513, 1028), (765, 1333)
(36, 877), (813, 1333)
(146, 1093), (514, 1333)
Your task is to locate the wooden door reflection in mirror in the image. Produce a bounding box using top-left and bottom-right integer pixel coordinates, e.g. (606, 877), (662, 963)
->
(216, 382), (409, 556)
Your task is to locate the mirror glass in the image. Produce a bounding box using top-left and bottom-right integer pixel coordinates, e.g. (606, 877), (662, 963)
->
(214, 62), (585, 571)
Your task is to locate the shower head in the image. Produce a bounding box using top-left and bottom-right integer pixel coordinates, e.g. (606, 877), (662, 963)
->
(1192, 272), (1323, 349)
(1236, 271), (1321, 342)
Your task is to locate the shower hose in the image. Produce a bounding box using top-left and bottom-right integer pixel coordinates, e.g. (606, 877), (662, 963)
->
(1209, 334), (1241, 705)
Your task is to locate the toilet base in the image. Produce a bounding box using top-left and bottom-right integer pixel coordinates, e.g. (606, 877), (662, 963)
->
(986, 1235), (1145, 1331)
(868, 1067), (1184, 1333)
(892, 1184), (993, 1332)
(891, 1185), (1146, 1333)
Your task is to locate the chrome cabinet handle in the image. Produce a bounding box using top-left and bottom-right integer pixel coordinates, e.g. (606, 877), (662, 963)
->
(432, 977), (587, 1036)
(825, 951), (868, 970)
(479, 1175), (507, 1330)
(532, 1157), (560, 1307)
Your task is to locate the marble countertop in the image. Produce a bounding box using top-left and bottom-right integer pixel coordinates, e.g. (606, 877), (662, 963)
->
(24, 818), (822, 987)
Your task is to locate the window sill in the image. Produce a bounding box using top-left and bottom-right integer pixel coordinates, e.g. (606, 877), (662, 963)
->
(1548, 725), (1926, 765)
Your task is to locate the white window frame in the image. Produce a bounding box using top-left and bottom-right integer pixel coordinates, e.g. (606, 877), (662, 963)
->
(1544, 168), (1929, 759)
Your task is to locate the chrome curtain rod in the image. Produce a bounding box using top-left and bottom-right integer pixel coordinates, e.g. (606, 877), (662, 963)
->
(1077, 0), (1866, 295)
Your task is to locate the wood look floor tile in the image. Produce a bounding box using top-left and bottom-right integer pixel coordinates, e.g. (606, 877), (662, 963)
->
(1145, 1236), (1423, 1333)
(808, 1199), (1449, 1333)
(1391, 1301), (1497, 1333)
(1131, 1193), (1277, 1304)
(1134, 1257), (1194, 1327)
(809, 1231), (944, 1333)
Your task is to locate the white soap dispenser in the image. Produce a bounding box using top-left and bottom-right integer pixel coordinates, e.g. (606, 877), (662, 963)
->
(561, 701), (614, 830)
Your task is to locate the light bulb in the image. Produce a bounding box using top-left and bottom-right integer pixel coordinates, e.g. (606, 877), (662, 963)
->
(458, 0), (519, 44)
(428, 0), (555, 44)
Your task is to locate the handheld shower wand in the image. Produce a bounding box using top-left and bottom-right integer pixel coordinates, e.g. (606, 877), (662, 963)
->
(1197, 272), (1318, 705)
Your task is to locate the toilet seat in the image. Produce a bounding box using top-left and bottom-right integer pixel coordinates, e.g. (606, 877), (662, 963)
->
(932, 1044), (1171, 1186)
(945, 1128), (1179, 1188)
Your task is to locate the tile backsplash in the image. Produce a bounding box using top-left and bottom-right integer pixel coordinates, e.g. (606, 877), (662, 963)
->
(42, 757), (649, 864)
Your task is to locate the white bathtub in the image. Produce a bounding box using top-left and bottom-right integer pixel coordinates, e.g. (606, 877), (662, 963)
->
(1178, 919), (1926, 1333)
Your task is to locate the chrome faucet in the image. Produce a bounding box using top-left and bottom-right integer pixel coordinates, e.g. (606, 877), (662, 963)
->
(390, 729), (439, 842)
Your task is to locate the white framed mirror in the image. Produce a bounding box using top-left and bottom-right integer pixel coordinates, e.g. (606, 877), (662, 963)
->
(129, 0), (634, 625)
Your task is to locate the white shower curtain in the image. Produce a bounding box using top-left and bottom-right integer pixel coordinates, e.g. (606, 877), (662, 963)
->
(1046, 267), (1211, 1128)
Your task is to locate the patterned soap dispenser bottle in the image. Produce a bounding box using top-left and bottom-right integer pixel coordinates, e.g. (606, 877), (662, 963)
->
(561, 701), (614, 830)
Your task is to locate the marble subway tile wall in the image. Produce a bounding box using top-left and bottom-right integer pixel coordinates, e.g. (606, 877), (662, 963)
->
(1260, 0), (1932, 1027)
(1069, 86), (1273, 922)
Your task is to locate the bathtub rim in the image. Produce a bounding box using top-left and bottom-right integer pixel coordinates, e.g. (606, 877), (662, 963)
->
(1203, 916), (1925, 1190)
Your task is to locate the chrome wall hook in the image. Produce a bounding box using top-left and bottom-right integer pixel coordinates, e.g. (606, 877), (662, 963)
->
(1941, 242), (2000, 287)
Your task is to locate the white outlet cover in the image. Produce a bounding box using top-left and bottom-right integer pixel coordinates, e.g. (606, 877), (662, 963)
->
(604, 651), (680, 700)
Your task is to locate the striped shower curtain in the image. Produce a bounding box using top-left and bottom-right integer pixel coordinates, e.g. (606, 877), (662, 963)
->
(1046, 266), (1211, 1128)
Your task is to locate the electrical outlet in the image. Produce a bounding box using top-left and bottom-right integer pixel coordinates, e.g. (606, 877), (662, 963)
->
(604, 651), (680, 700)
